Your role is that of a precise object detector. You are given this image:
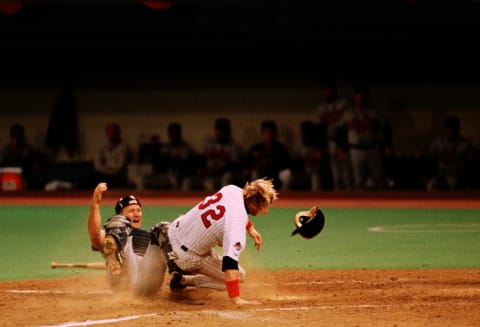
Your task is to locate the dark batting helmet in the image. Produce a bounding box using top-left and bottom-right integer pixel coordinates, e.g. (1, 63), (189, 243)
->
(115, 195), (142, 214)
(291, 206), (325, 239)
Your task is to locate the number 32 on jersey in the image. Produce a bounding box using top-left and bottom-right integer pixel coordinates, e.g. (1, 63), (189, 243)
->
(198, 192), (225, 228)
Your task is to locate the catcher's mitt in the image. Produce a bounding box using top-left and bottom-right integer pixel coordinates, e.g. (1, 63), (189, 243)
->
(291, 206), (325, 239)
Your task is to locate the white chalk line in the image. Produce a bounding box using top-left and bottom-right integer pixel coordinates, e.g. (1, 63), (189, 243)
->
(250, 280), (364, 286)
(0, 280), (362, 295)
(1, 289), (112, 295)
(39, 302), (479, 327)
(4, 276), (476, 296)
(39, 314), (158, 327)
(368, 223), (480, 233)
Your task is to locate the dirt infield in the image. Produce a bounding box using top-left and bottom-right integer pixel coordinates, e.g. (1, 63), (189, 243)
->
(1, 191), (479, 326)
(1, 269), (479, 327)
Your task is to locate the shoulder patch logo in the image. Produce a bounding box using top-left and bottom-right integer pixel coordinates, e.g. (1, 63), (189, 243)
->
(234, 242), (243, 252)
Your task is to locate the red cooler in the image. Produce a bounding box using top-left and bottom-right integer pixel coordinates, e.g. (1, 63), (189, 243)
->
(0, 167), (23, 191)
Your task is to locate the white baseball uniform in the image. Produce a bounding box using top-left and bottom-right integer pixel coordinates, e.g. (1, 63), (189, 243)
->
(102, 234), (167, 295)
(167, 184), (248, 290)
(339, 107), (388, 190)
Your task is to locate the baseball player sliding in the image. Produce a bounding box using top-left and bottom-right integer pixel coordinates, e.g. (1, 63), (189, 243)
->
(87, 178), (277, 305)
(166, 177), (278, 305)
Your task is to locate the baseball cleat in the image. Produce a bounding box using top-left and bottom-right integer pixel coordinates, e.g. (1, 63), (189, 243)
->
(103, 234), (123, 276)
(169, 272), (187, 292)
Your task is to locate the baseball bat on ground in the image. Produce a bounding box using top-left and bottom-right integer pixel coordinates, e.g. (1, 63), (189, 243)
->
(50, 261), (106, 269)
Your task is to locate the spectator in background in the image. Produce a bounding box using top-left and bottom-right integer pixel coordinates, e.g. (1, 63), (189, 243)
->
(338, 85), (392, 190)
(288, 120), (331, 190)
(138, 134), (167, 173)
(316, 81), (353, 190)
(1, 123), (35, 168)
(45, 79), (78, 158)
(93, 122), (132, 189)
(0, 123), (47, 190)
(184, 117), (244, 191)
(144, 122), (197, 190)
(245, 120), (292, 190)
(136, 134), (166, 190)
(425, 115), (478, 191)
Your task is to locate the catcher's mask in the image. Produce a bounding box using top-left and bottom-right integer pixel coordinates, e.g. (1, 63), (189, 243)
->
(291, 206), (325, 239)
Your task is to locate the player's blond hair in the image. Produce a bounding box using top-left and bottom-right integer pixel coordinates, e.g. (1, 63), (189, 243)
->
(243, 178), (279, 213)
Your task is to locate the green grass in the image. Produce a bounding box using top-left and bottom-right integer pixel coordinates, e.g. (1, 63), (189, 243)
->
(247, 208), (480, 270)
(1, 206), (479, 281)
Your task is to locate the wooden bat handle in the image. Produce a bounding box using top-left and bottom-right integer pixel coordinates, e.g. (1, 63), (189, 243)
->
(50, 261), (106, 269)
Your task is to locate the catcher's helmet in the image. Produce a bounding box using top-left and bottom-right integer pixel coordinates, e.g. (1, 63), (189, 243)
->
(115, 195), (142, 214)
(291, 206), (325, 239)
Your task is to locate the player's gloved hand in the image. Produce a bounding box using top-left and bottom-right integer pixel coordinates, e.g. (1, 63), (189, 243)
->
(231, 297), (261, 306)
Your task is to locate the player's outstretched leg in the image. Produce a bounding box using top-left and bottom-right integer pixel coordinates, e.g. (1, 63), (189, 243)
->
(168, 253), (246, 291)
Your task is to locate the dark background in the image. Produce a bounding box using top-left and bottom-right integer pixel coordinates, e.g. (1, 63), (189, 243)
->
(1, 0), (480, 87)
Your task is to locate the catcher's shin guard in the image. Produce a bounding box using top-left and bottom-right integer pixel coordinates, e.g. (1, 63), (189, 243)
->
(150, 222), (178, 274)
(103, 234), (124, 276)
(103, 215), (132, 276)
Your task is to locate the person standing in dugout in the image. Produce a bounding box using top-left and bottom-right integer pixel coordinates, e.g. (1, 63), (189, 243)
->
(167, 177), (278, 305)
